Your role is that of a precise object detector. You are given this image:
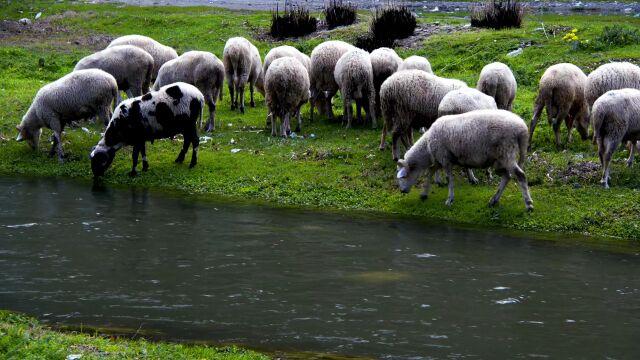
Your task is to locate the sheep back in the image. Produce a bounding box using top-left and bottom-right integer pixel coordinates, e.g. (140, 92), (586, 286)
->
(154, 50), (224, 101)
(107, 35), (178, 80)
(265, 57), (310, 118)
(592, 88), (640, 145)
(438, 87), (497, 117)
(585, 62), (640, 107)
(399, 55), (432, 74)
(309, 40), (356, 99)
(477, 62), (517, 110)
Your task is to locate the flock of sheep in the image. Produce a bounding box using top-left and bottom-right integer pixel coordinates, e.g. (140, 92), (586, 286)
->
(14, 34), (640, 210)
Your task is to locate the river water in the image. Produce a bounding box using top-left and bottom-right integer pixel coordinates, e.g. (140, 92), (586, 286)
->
(1, 177), (639, 358)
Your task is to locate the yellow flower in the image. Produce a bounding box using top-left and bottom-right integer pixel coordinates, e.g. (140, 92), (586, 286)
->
(572, 28), (578, 33)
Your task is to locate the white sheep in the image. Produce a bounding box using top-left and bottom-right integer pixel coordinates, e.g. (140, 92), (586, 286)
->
(379, 70), (467, 161)
(74, 45), (153, 105)
(265, 57), (310, 137)
(107, 34), (178, 81)
(90, 82), (204, 177)
(529, 63), (590, 149)
(585, 62), (640, 107)
(591, 88), (640, 188)
(16, 69), (118, 162)
(309, 40), (356, 121)
(399, 55), (433, 73)
(438, 87), (497, 117)
(477, 62), (517, 110)
(223, 37), (263, 114)
(334, 49), (377, 128)
(153, 50), (224, 133)
(396, 109), (533, 211)
(370, 47), (403, 119)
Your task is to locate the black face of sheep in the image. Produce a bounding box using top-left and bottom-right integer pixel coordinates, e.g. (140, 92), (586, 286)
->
(90, 146), (116, 177)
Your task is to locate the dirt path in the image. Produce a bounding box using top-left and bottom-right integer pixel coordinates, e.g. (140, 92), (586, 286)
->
(94, 0), (640, 14)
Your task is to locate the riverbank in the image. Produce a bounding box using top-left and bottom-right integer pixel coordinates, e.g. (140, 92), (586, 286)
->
(0, 311), (268, 360)
(1, 2), (639, 241)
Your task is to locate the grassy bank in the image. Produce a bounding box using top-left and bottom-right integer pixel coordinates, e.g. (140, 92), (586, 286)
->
(0, 2), (639, 241)
(0, 310), (268, 359)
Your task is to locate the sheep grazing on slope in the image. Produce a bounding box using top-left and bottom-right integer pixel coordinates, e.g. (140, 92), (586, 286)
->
(264, 57), (310, 137)
(153, 50), (224, 133)
(223, 37), (263, 113)
(529, 63), (590, 149)
(477, 62), (517, 110)
(585, 62), (640, 107)
(399, 55), (433, 74)
(16, 69), (118, 162)
(107, 35), (178, 81)
(379, 70), (467, 161)
(90, 82), (204, 177)
(370, 47), (403, 120)
(309, 40), (356, 121)
(74, 45), (154, 105)
(334, 49), (377, 128)
(396, 109), (533, 211)
(591, 88), (640, 189)
(438, 87), (497, 117)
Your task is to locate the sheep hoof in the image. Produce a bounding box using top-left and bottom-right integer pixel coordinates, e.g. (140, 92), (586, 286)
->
(240, 106), (245, 114)
(445, 199), (454, 207)
(420, 193), (428, 201)
(189, 161), (197, 169)
(128, 170), (137, 177)
(489, 197), (499, 207)
(469, 177), (480, 185)
(250, 100), (255, 107)
(294, 126), (301, 133)
(175, 154), (185, 163)
(142, 162), (149, 172)
(526, 203), (534, 212)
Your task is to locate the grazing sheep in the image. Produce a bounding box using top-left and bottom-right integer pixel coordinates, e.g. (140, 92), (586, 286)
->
(153, 51), (224, 133)
(396, 109), (533, 211)
(334, 49), (377, 128)
(438, 87), (497, 117)
(585, 62), (640, 107)
(591, 88), (640, 189)
(399, 55), (433, 73)
(379, 70), (467, 161)
(265, 57), (310, 137)
(90, 82), (204, 177)
(529, 63), (590, 149)
(309, 40), (356, 121)
(16, 69), (118, 162)
(107, 35), (178, 81)
(477, 62), (517, 110)
(74, 45), (154, 105)
(223, 37), (263, 114)
(370, 47), (403, 119)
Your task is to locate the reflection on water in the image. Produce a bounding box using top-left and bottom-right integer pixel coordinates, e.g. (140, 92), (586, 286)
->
(1, 177), (640, 359)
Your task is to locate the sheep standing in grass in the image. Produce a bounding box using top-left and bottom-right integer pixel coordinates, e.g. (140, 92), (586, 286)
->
(264, 57), (310, 137)
(263, 46), (311, 128)
(477, 62), (517, 110)
(529, 63), (590, 149)
(153, 51), (224, 133)
(334, 49), (377, 128)
(585, 62), (640, 107)
(309, 40), (356, 121)
(399, 55), (433, 73)
(16, 69), (118, 162)
(107, 35), (178, 81)
(591, 88), (640, 189)
(90, 82), (204, 177)
(223, 37), (263, 113)
(370, 47), (403, 120)
(396, 109), (533, 211)
(379, 70), (467, 161)
(74, 45), (154, 105)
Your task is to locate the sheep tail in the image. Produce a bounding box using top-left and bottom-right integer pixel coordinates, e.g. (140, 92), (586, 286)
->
(591, 105), (605, 143)
(518, 129), (528, 168)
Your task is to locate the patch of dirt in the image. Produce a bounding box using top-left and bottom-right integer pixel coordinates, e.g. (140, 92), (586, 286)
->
(395, 23), (475, 49)
(559, 160), (601, 183)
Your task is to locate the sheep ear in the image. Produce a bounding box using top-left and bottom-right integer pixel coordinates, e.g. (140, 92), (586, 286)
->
(397, 166), (408, 179)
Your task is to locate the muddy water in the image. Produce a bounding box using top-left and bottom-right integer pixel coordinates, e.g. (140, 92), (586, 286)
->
(1, 177), (639, 359)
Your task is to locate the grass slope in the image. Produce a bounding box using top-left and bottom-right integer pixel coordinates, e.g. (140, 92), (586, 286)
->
(0, 2), (639, 241)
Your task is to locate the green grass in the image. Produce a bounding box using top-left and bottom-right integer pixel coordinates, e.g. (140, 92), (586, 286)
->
(0, 1), (639, 242)
(0, 310), (269, 360)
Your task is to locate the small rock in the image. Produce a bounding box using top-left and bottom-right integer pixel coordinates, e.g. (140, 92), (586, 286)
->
(229, 138), (236, 144)
(66, 355), (82, 360)
(309, 133), (316, 139)
(35, 12), (42, 20)
(81, 127), (90, 134)
(507, 48), (523, 57)
(230, 148), (241, 153)
(18, 18), (32, 25)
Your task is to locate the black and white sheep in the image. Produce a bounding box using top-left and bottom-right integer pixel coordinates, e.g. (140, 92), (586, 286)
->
(334, 49), (377, 128)
(370, 47), (403, 120)
(529, 63), (590, 149)
(591, 88), (640, 189)
(90, 82), (204, 177)
(74, 45), (154, 105)
(309, 40), (356, 121)
(223, 37), (263, 113)
(16, 69), (118, 162)
(107, 35), (178, 81)
(399, 55), (433, 73)
(585, 62), (640, 108)
(379, 70), (467, 161)
(477, 62), (517, 110)
(153, 50), (224, 133)
(396, 109), (533, 211)
(264, 57), (310, 137)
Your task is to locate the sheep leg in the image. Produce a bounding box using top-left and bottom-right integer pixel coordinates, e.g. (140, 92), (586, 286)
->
(391, 130), (402, 162)
(129, 143), (141, 177)
(489, 168), (510, 207)
(141, 143), (149, 172)
(554, 106), (571, 148)
(266, 113), (273, 128)
(175, 134), (190, 164)
(295, 106), (302, 133)
(600, 139), (616, 189)
(511, 164), (534, 211)
(205, 95), (216, 132)
(466, 168), (480, 185)
(271, 112), (278, 137)
(379, 122), (387, 151)
(420, 168), (434, 200)
(435, 170), (445, 187)
(48, 118), (64, 162)
(282, 113), (291, 138)
(566, 114), (575, 144)
(188, 130), (199, 168)
(344, 95), (353, 129)
(325, 94), (334, 120)
(239, 84), (246, 114)
(355, 99), (362, 122)
(444, 166), (455, 207)
(626, 141), (636, 167)
(552, 121), (562, 149)
(249, 82), (256, 107)
(229, 84), (236, 110)
(528, 99), (544, 150)
(368, 96), (377, 129)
